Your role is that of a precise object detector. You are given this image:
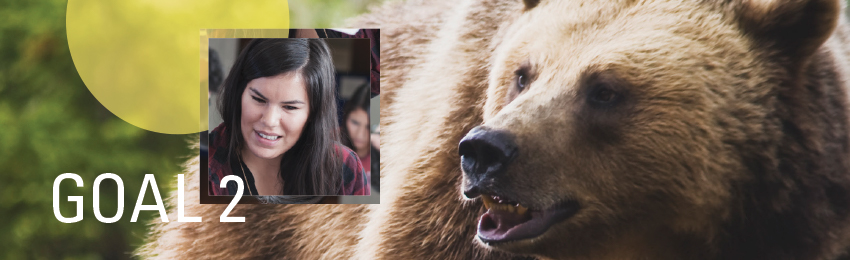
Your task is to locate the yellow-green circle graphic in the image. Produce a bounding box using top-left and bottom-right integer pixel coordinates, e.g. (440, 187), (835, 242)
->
(67, 0), (289, 134)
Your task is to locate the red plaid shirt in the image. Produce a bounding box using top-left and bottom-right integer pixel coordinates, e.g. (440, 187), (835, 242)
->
(208, 123), (369, 196)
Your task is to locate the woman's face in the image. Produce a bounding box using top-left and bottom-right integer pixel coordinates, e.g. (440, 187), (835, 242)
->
(240, 72), (310, 161)
(346, 108), (370, 155)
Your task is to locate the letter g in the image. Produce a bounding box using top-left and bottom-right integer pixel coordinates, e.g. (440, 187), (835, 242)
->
(53, 173), (83, 223)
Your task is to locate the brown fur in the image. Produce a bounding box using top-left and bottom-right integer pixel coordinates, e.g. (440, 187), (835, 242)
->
(139, 0), (850, 259)
(472, 0), (850, 259)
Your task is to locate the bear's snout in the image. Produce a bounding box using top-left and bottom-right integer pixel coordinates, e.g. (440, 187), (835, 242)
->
(459, 126), (519, 197)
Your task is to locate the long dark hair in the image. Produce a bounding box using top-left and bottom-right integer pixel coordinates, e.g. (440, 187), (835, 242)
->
(340, 83), (371, 153)
(218, 38), (341, 195)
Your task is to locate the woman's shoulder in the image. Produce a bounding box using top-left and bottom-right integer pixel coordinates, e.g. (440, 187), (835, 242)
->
(209, 123), (227, 146)
(208, 123), (233, 195)
(334, 143), (370, 195)
(334, 143), (361, 177)
(334, 143), (359, 163)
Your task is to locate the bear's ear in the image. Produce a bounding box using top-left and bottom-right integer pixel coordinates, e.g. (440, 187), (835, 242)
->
(523, 0), (540, 10)
(734, 0), (840, 61)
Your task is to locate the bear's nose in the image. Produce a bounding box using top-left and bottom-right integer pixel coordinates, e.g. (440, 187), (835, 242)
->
(458, 126), (518, 191)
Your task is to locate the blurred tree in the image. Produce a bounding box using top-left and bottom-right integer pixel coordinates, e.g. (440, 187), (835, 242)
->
(0, 0), (191, 259)
(0, 0), (388, 259)
(289, 0), (388, 28)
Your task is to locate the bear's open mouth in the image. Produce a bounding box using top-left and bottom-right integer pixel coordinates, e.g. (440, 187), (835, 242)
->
(477, 195), (580, 244)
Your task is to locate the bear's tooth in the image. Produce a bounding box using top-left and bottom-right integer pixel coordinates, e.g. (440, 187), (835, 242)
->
(517, 205), (528, 215)
(482, 196), (494, 209)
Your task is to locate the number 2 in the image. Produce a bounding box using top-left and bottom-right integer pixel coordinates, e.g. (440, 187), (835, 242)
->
(220, 176), (245, 222)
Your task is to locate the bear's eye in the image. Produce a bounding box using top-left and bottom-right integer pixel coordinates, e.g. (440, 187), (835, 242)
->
(588, 84), (620, 105)
(514, 63), (534, 93)
(516, 73), (529, 91)
(507, 62), (534, 103)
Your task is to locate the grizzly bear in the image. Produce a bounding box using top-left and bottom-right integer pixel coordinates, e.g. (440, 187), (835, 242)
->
(139, 0), (850, 259)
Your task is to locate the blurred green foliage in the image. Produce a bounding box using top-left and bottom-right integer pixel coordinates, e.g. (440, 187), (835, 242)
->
(288, 0), (388, 28)
(0, 0), (386, 259)
(0, 0), (192, 259)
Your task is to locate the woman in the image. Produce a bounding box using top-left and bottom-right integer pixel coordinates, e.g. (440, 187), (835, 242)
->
(208, 39), (369, 196)
(341, 84), (379, 191)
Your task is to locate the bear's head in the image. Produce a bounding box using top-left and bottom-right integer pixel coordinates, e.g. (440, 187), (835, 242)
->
(459, 0), (845, 258)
